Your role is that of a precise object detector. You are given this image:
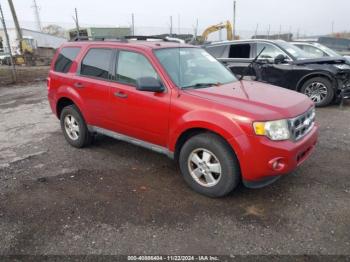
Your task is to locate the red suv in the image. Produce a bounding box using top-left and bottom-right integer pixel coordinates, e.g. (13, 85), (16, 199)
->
(48, 39), (318, 197)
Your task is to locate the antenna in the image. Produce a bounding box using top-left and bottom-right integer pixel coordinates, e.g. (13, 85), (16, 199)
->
(32, 0), (42, 31)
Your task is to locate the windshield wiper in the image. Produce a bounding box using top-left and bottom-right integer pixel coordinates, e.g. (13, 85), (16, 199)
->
(182, 82), (221, 89)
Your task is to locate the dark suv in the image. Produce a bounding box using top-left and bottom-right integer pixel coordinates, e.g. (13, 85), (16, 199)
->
(204, 39), (350, 107)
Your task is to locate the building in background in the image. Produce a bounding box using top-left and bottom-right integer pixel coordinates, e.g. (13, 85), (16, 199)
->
(0, 27), (66, 65)
(0, 27), (65, 54)
(67, 27), (131, 40)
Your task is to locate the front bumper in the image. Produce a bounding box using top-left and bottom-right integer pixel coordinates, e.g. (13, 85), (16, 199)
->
(231, 124), (319, 188)
(336, 73), (350, 99)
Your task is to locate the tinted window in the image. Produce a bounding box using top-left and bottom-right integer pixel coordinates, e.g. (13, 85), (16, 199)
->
(206, 45), (227, 58)
(80, 48), (113, 79)
(54, 47), (80, 73)
(229, 44), (251, 58)
(117, 51), (158, 85)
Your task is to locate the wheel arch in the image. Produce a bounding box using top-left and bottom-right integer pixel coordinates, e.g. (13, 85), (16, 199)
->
(296, 72), (335, 92)
(56, 97), (75, 119)
(172, 123), (244, 165)
(54, 85), (88, 121)
(55, 95), (86, 122)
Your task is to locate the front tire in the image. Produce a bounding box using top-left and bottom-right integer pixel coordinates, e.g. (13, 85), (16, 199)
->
(179, 133), (240, 197)
(301, 77), (334, 107)
(60, 105), (92, 148)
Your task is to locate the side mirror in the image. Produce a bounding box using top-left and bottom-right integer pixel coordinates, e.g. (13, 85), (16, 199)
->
(136, 77), (164, 93)
(274, 54), (287, 64)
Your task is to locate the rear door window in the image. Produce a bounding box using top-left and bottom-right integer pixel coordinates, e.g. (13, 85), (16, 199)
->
(229, 44), (251, 58)
(80, 48), (114, 80)
(54, 47), (81, 73)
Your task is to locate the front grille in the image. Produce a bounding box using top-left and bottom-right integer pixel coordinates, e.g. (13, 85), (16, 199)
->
(289, 107), (316, 141)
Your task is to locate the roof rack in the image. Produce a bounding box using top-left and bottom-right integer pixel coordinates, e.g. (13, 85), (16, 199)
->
(125, 35), (185, 44)
(70, 36), (128, 42)
(70, 35), (185, 44)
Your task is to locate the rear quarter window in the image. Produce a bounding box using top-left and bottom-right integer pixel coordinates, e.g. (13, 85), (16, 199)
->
(54, 47), (81, 73)
(206, 45), (228, 58)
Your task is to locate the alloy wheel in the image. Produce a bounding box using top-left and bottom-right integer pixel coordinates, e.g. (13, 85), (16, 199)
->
(304, 82), (328, 104)
(187, 148), (222, 187)
(64, 114), (80, 141)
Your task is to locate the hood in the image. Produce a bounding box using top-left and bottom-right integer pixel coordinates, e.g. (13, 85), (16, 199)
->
(183, 81), (313, 120)
(293, 57), (346, 65)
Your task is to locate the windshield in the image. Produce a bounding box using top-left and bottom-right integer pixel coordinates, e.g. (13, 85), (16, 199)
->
(313, 43), (341, 57)
(154, 48), (237, 88)
(277, 41), (314, 60)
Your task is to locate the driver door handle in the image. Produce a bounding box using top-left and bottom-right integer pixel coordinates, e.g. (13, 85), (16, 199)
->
(114, 91), (128, 99)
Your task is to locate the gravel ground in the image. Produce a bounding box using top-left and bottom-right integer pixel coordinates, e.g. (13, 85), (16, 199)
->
(0, 82), (349, 256)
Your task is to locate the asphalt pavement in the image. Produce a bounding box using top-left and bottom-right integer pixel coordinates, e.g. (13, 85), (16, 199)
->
(0, 82), (349, 256)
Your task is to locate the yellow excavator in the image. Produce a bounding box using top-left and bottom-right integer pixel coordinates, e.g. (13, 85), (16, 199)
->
(200, 21), (234, 43)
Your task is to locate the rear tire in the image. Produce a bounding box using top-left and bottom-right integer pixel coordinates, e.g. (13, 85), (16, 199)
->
(60, 105), (92, 148)
(179, 133), (240, 197)
(301, 77), (334, 107)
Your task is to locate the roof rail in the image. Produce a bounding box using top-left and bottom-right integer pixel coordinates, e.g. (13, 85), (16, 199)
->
(124, 35), (162, 41)
(70, 35), (186, 44)
(120, 35), (185, 43)
(70, 36), (128, 42)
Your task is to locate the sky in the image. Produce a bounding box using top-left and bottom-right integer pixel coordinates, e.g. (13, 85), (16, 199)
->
(1, 0), (349, 38)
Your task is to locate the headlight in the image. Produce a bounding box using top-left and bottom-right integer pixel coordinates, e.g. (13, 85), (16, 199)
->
(334, 64), (350, 70)
(253, 119), (290, 141)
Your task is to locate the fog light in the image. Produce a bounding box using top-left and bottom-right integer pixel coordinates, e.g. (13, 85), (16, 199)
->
(272, 161), (279, 170)
(269, 158), (286, 171)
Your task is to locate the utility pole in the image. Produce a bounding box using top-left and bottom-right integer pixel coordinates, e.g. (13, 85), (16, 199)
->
(170, 16), (173, 36)
(278, 25), (282, 39)
(191, 18), (199, 43)
(0, 2), (16, 82)
(267, 24), (270, 39)
(7, 0), (22, 40)
(195, 18), (199, 38)
(254, 24), (259, 38)
(32, 0), (42, 31)
(233, 0), (236, 40)
(331, 21), (334, 35)
(131, 13), (135, 36)
(288, 26), (292, 41)
(178, 14), (180, 35)
(72, 8), (80, 39)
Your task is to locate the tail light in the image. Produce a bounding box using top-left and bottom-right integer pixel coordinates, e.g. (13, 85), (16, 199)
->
(47, 77), (50, 90)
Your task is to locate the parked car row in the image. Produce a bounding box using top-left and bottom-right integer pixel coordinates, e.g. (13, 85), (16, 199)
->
(292, 42), (350, 63)
(204, 39), (350, 107)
